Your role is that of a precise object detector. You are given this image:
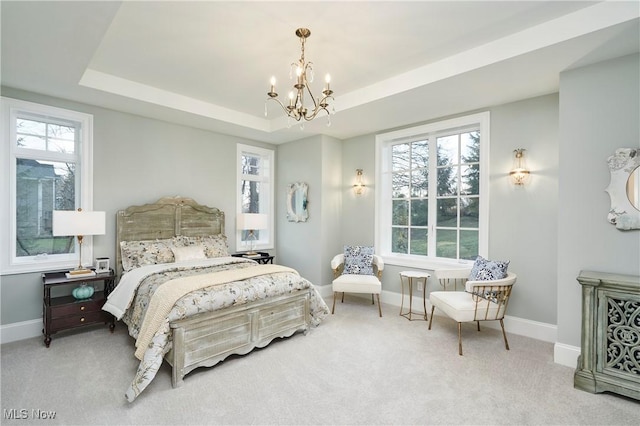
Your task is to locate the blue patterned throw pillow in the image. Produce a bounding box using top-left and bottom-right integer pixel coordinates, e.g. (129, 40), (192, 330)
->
(343, 245), (374, 275)
(469, 255), (509, 281)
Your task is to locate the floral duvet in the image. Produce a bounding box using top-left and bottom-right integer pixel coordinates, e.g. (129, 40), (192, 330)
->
(104, 257), (329, 402)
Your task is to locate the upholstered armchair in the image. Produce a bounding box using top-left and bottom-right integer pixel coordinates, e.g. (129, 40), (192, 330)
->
(330, 249), (384, 317)
(428, 272), (517, 355)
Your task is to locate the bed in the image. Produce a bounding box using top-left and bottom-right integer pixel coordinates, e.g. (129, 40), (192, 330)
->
(103, 196), (329, 402)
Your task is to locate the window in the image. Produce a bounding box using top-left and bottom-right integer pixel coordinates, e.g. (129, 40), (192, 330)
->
(375, 112), (489, 269)
(236, 144), (274, 251)
(1, 97), (94, 274)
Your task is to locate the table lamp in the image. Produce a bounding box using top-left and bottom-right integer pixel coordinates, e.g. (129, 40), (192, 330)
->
(53, 208), (106, 275)
(237, 213), (268, 255)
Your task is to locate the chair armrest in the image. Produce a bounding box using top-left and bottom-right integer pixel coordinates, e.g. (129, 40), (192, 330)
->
(331, 253), (344, 270)
(373, 255), (384, 271)
(465, 272), (517, 292)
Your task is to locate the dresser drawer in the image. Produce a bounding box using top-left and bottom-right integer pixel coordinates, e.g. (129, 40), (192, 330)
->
(50, 298), (104, 319)
(49, 311), (109, 332)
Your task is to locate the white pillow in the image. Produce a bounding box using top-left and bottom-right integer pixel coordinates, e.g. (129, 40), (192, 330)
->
(171, 245), (206, 262)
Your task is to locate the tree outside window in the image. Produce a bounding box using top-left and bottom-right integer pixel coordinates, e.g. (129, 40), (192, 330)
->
(376, 112), (489, 267)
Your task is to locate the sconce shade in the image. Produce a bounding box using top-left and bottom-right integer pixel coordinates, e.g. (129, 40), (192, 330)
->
(509, 149), (530, 186)
(237, 213), (268, 231)
(52, 210), (106, 236)
(353, 169), (366, 195)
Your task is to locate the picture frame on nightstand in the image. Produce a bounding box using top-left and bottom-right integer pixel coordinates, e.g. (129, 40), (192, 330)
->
(95, 257), (110, 274)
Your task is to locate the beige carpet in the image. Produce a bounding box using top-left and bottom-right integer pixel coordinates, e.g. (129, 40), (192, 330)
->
(1, 295), (638, 425)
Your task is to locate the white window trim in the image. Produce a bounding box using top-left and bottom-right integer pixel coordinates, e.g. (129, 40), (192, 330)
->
(236, 144), (275, 251)
(1, 97), (94, 275)
(374, 111), (490, 270)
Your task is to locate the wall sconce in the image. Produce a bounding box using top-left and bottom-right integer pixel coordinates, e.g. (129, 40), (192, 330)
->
(353, 169), (365, 195)
(509, 149), (530, 186)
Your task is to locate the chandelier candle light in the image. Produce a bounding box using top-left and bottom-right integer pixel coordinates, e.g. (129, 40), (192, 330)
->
(266, 28), (334, 127)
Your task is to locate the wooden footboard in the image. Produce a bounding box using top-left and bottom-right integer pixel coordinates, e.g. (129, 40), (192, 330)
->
(165, 289), (311, 387)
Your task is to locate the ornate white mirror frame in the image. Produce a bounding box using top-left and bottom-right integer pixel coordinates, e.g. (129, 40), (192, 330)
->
(605, 148), (640, 230)
(287, 182), (309, 222)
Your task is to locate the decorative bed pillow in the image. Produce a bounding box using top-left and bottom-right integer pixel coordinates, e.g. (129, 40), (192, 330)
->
(343, 245), (374, 275)
(171, 245), (207, 262)
(469, 255), (509, 281)
(120, 239), (175, 272)
(197, 235), (229, 258)
(171, 235), (229, 258)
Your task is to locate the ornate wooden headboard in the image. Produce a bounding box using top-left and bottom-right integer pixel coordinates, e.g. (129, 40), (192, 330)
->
(115, 196), (225, 278)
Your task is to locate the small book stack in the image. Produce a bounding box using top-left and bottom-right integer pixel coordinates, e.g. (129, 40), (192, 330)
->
(65, 270), (96, 279)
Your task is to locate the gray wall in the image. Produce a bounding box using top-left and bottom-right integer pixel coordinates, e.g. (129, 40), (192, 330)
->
(557, 53), (640, 347)
(3, 54), (639, 355)
(340, 94), (560, 324)
(0, 87), (273, 325)
(276, 135), (342, 287)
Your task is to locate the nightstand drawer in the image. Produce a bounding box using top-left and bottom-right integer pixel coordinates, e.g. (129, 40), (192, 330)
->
(49, 311), (109, 332)
(50, 299), (104, 319)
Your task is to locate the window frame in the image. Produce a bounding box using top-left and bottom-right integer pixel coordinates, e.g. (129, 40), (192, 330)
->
(1, 97), (94, 275)
(236, 144), (274, 251)
(375, 112), (490, 270)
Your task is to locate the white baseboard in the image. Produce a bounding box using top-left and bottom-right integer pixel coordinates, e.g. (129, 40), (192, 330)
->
(4, 287), (582, 369)
(0, 318), (42, 344)
(553, 342), (581, 368)
(483, 315), (557, 343)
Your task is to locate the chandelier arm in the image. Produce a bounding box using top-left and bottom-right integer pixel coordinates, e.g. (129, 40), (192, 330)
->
(303, 85), (319, 115)
(267, 97), (302, 121)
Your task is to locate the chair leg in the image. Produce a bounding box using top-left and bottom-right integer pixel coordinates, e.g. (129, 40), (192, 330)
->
(476, 321), (481, 331)
(500, 319), (510, 351)
(458, 322), (463, 356)
(331, 292), (337, 314)
(341, 292), (345, 303)
(428, 306), (435, 330)
(371, 294), (374, 305)
(376, 294), (382, 317)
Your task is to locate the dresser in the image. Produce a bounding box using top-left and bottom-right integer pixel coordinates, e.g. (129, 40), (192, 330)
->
(574, 270), (640, 400)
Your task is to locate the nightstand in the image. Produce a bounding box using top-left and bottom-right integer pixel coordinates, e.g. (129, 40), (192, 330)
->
(42, 269), (116, 347)
(231, 252), (274, 264)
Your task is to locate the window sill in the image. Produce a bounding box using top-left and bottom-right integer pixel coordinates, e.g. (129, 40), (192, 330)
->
(381, 253), (473, 272)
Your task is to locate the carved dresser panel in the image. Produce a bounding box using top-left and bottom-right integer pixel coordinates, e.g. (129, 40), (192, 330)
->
(575, 270), (639, 400)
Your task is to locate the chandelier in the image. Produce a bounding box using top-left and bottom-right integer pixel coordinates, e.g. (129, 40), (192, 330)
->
(266, 28), (334, 127)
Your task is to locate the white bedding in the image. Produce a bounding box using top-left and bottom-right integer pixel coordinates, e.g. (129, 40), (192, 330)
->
(102, 256), (250, 319)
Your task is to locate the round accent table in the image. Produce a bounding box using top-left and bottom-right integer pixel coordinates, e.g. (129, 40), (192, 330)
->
(399, 270), (431, 321)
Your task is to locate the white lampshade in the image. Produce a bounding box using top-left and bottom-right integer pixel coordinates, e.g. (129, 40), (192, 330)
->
(53, 210), (106, 236)
(237, 213), (268, 231)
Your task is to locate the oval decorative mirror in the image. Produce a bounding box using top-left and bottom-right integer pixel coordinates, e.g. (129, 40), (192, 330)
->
(606, 148), (640, 230)
(627, 166), (640, 211)
(287, 182), (309, 222)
